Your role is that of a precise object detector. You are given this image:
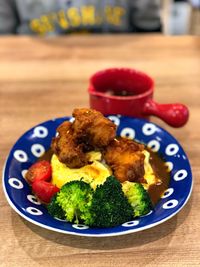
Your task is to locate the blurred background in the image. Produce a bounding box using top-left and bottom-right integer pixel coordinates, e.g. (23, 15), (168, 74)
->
(162, 0), (200, 35)
(0, 0), (199, 36)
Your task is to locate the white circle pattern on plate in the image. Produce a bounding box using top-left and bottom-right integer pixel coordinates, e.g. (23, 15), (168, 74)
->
(8, 178), (24, 189)
(13, 150), (28, 162)
(69, 117), (75, 123)
(72, 224), (89, 230)
(165, 144), (179, 156)
(31, 144), (45, 158)
(142, 123), (157, 136)
(140, 210), (153, 217)
(120, 127), (135, 139)
(161, 188), (174, 199)
(33, 126), (48, 138)
(54, 217), (67, 222)
(122, 220), (139, 227)
(164, 162), (173, 172)
(27, 195), (41, 205)
(26, 207), (43, 215)
(174, 169), (188, 181)
(21, 170), (28, 179)
(108, 116), (120, 126)
(162, 200), (178, 209)
(147, 140), (160, 152)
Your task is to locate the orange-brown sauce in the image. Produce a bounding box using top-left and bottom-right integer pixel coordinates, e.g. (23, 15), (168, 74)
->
(147, 149), (170, 205)
(39, 148), (170, 205)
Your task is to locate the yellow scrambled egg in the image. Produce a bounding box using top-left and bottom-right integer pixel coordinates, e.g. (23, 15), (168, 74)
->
(51, 151), (112, 190)
(51, 150), (160, 190)
(142, 150), (161, 190)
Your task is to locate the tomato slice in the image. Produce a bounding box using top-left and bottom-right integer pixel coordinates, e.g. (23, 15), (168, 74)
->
(32, 180), (59, 203)
(26, 160), (52, 184)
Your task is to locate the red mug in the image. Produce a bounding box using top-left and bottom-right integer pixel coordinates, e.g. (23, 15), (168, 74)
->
(88, 68), (189, 127)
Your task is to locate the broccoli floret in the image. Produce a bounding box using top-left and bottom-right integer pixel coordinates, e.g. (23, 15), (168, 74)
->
(47, 193), (65, 220)
(122, 181), (152, 217)
(56, 180), (94, 224)
(89, 176), (133, 228)
(47, 177), (150, 228)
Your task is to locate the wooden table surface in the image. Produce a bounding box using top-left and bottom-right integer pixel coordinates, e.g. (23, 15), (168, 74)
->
(0, 35), (200, 267)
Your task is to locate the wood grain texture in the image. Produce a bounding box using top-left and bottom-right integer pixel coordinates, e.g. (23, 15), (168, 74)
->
(0, 35), (200, 267)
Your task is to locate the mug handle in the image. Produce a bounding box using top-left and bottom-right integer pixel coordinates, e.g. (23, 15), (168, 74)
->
(143, 99), (189, 127)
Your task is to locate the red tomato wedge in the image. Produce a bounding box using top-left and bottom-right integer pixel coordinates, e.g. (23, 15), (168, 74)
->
(26, 160), (52, 184)
(32, 180), (59, 203)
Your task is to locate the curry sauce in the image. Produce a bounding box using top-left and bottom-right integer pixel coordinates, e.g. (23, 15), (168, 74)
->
(148, 150), (170, 205)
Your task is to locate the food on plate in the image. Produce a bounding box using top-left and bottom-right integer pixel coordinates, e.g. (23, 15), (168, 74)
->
(104, 137), (145, 183)
(51, 152), (111, 190)
(48, 176), (134, 228)
(51, 121), (88, 168)
(51, 108), (116, 168)
(50, 180), (94, 224)
(47, 194), (65, 220)
(25, 160), (59, 203)
(32, 180), (59, 203)
(142, 150), (161, 189)
(26, 160), (52, 183)
(26, 108), (170, 228)
(89, 176), (133, 228)
(72, 108), (116, 149)
(122, 181), (152, 217)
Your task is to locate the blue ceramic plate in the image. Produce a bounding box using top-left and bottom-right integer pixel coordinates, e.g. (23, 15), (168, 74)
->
(3, 116), (192, 237)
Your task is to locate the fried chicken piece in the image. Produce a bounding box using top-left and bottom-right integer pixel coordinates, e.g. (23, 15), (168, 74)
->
(52, 108), (116, 168)
(72, 108), (116, 149)
(51, 121), (88, 168)
(104, 138), (145, 183)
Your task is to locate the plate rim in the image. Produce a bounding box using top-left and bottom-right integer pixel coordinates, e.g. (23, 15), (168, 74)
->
(2, 116), (193, 237)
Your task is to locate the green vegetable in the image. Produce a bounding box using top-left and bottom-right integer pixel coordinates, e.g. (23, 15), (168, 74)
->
(122, 181), (152, 217)
(89, 176), (133, 228)
(48, 177), (152, 228)
(47, 193), (65, 220)
(55, 180), (94, 224)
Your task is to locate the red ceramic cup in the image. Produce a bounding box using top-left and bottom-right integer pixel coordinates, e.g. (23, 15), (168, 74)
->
(88, 68), (189, 127)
